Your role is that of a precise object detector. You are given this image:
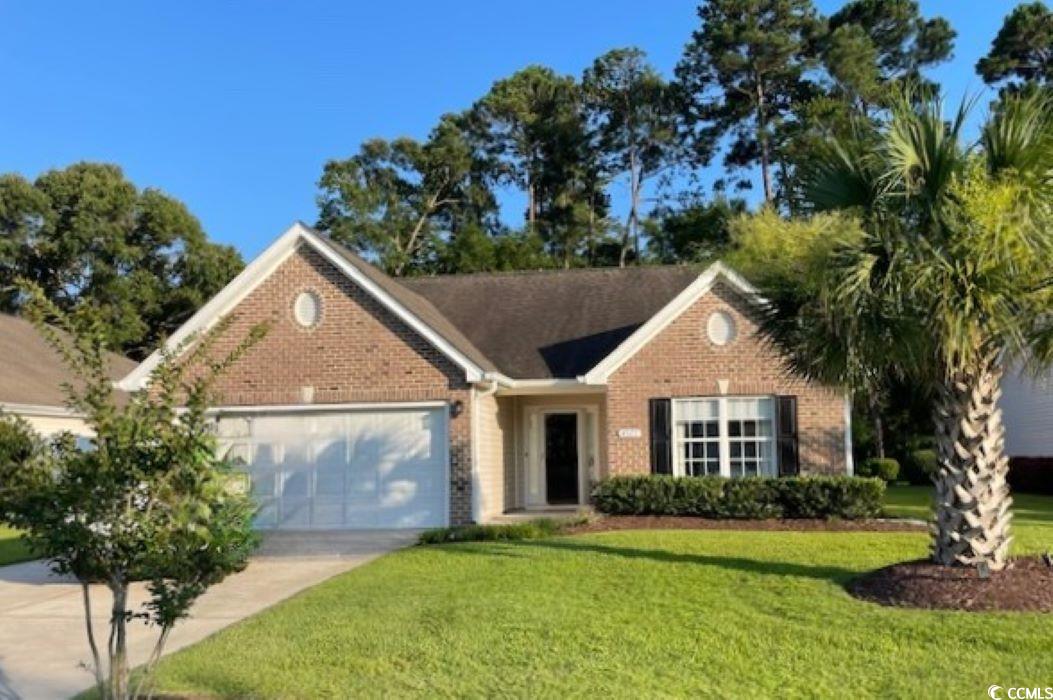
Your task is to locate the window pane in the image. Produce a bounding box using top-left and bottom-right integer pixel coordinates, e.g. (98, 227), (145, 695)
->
(745, 442), (757, 458)
(728, 421), (741, 437)
(705, 420), (719, 438)
(706, 443), (719, 459)
(731, 443), (742, 458)
(678, 399), (718, 421)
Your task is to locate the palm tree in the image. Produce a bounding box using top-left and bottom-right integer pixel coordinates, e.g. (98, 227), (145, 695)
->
(763, 90), (1053, 571)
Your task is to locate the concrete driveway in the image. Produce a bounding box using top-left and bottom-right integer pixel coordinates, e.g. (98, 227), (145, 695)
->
(0, 530), (419, 700)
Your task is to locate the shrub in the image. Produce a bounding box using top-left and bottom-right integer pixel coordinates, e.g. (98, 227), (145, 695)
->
(857, 457), (900, 482)
(419, 517), (579, 545)
(901, 449), (938, 485)
(591, 475), (884, 520)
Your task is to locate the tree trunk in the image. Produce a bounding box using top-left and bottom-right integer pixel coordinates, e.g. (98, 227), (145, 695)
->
(109, 582), (130, 699)
(81, 582), (106, 696)
(931, 356), (1013, 571)
(755, 79), (774, 204)
(867, 391), (885, 459)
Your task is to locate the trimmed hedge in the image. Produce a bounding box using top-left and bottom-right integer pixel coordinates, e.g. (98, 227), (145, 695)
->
(418, 517), (582, 545)
(591, 475), (885, 520)
(902, 449), (938, 485)
(857, 457), (900, 482)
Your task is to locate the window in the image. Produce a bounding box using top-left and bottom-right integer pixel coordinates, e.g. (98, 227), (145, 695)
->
(706, 311), (737, 346)
(675, 399), (720, 475)
(726, 398), (774, 477)
(673, 397), (775, 478)
(294, 291), (322, 328)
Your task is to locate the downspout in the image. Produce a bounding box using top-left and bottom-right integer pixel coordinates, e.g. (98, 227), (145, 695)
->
(470, 376), (501, 524)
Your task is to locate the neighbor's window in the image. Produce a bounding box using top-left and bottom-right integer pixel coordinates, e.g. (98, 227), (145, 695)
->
(673, 396), (775, 478)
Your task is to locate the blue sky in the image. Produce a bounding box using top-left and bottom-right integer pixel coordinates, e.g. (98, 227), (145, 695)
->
(0, 1), (1022, 259)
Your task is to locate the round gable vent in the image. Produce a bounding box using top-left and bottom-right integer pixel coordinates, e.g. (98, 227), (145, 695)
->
(707, 310), (737, 346)
(294, 291), (322, 328)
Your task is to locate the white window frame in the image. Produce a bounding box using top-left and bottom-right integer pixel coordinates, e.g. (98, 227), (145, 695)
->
(672, 396), (776, 478)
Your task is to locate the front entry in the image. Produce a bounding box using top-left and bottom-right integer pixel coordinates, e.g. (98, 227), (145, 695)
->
(544, 413), (579, 504)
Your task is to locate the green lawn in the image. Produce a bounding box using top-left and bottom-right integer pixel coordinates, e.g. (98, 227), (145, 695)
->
(151, 485), (1053, 699)
(0, 525), (33, 566)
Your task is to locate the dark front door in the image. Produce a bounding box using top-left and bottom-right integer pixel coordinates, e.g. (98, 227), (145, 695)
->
(545, 413), (579, 505)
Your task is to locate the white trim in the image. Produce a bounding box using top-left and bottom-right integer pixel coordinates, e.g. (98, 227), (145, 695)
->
(843, 394), (855, 476)
(582, 262), (762, 384)
(492, 377), (606, 396)
(118, 222), (486, 391)
(208, 400), (448, 415)
(523, 405), (597, 507)
(671, 395), (777, 478)
(0, 402), (83, 418)
(470, 379), (499, 523)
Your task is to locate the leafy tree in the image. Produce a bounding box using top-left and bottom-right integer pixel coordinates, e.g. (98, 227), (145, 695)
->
(676, 0), (822, 203)
(0, 163), (243, 359)
(0, 287), (266, 698)
(317, 113), (495, 276)
(472, 66), (607, 265)
(977, 2), (1053, 90)
(582, 48), (681, 265)
(823, 0), (955, 112)
(759, 90), (1053, 571)
(645, 195), (746, 263)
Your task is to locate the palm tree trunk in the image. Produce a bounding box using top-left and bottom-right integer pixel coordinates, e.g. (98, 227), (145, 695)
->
(931, 355), (1013, 571)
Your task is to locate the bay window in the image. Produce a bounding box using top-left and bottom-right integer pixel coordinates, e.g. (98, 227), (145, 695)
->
(672, 397), (776, 478)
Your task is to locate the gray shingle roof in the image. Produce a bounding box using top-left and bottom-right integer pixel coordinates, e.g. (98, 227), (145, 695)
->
(0, 313), (136, 408)
(402, 265), (704, 379)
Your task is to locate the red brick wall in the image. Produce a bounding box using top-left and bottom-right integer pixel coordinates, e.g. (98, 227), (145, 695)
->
(606, 281), (847, 476)
(193, 244), (473, 523)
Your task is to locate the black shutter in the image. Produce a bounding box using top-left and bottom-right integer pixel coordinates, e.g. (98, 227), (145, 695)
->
(776, 395), (799, 476)
(649, 398), (672, 475)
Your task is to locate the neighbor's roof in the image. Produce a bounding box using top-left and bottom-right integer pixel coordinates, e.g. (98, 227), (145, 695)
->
(0, 313), (137, 408)
(402, 265), (704, 379)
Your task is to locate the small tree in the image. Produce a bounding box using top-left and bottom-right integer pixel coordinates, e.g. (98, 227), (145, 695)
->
(0, 287), (266, 699)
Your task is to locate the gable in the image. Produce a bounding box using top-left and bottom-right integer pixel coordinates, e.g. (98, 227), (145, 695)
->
(118, 223), (489, 390)
(582, 263), (760, 384)
(199, 245), (470, 405)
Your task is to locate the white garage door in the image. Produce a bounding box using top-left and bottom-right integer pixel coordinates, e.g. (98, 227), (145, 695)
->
(216, 406), (448, 530)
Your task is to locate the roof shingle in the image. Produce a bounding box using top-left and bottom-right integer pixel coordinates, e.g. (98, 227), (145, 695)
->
(401, 266), (703, 379)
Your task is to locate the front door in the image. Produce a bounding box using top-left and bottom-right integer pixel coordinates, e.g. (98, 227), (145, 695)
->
(544, 413), (579, 504)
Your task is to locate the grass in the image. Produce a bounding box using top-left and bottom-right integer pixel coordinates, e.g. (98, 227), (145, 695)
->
(0, 525), (33, 566)
(150, 485), (1053, 699)
(884, 484), (1053, 553)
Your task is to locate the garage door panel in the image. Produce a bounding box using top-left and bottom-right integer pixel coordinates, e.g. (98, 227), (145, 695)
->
(217, 406), (447, 530)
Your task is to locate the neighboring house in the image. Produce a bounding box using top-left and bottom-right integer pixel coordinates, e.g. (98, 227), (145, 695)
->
(1002, 369), (1053, 460)
(118, 223), (853, 530)
(0, 313), (136, 437)
(1001, 369), (1053, 492)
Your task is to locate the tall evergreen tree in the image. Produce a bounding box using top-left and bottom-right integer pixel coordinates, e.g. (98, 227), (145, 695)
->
(0, 163), (242, 359)
(676, 0), (822, 204)
(824, 0), (955, 113)
(583, 48), (680, 265)
(472, 66), (607, 266)
(977, 2), (1053, 91)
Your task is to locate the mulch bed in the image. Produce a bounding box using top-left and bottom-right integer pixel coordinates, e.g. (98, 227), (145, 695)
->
(848, 556), (1053, 612)
(563, 515), (926, 534)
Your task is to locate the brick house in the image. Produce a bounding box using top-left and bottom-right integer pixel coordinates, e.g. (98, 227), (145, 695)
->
(118, 223), (853, 529)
